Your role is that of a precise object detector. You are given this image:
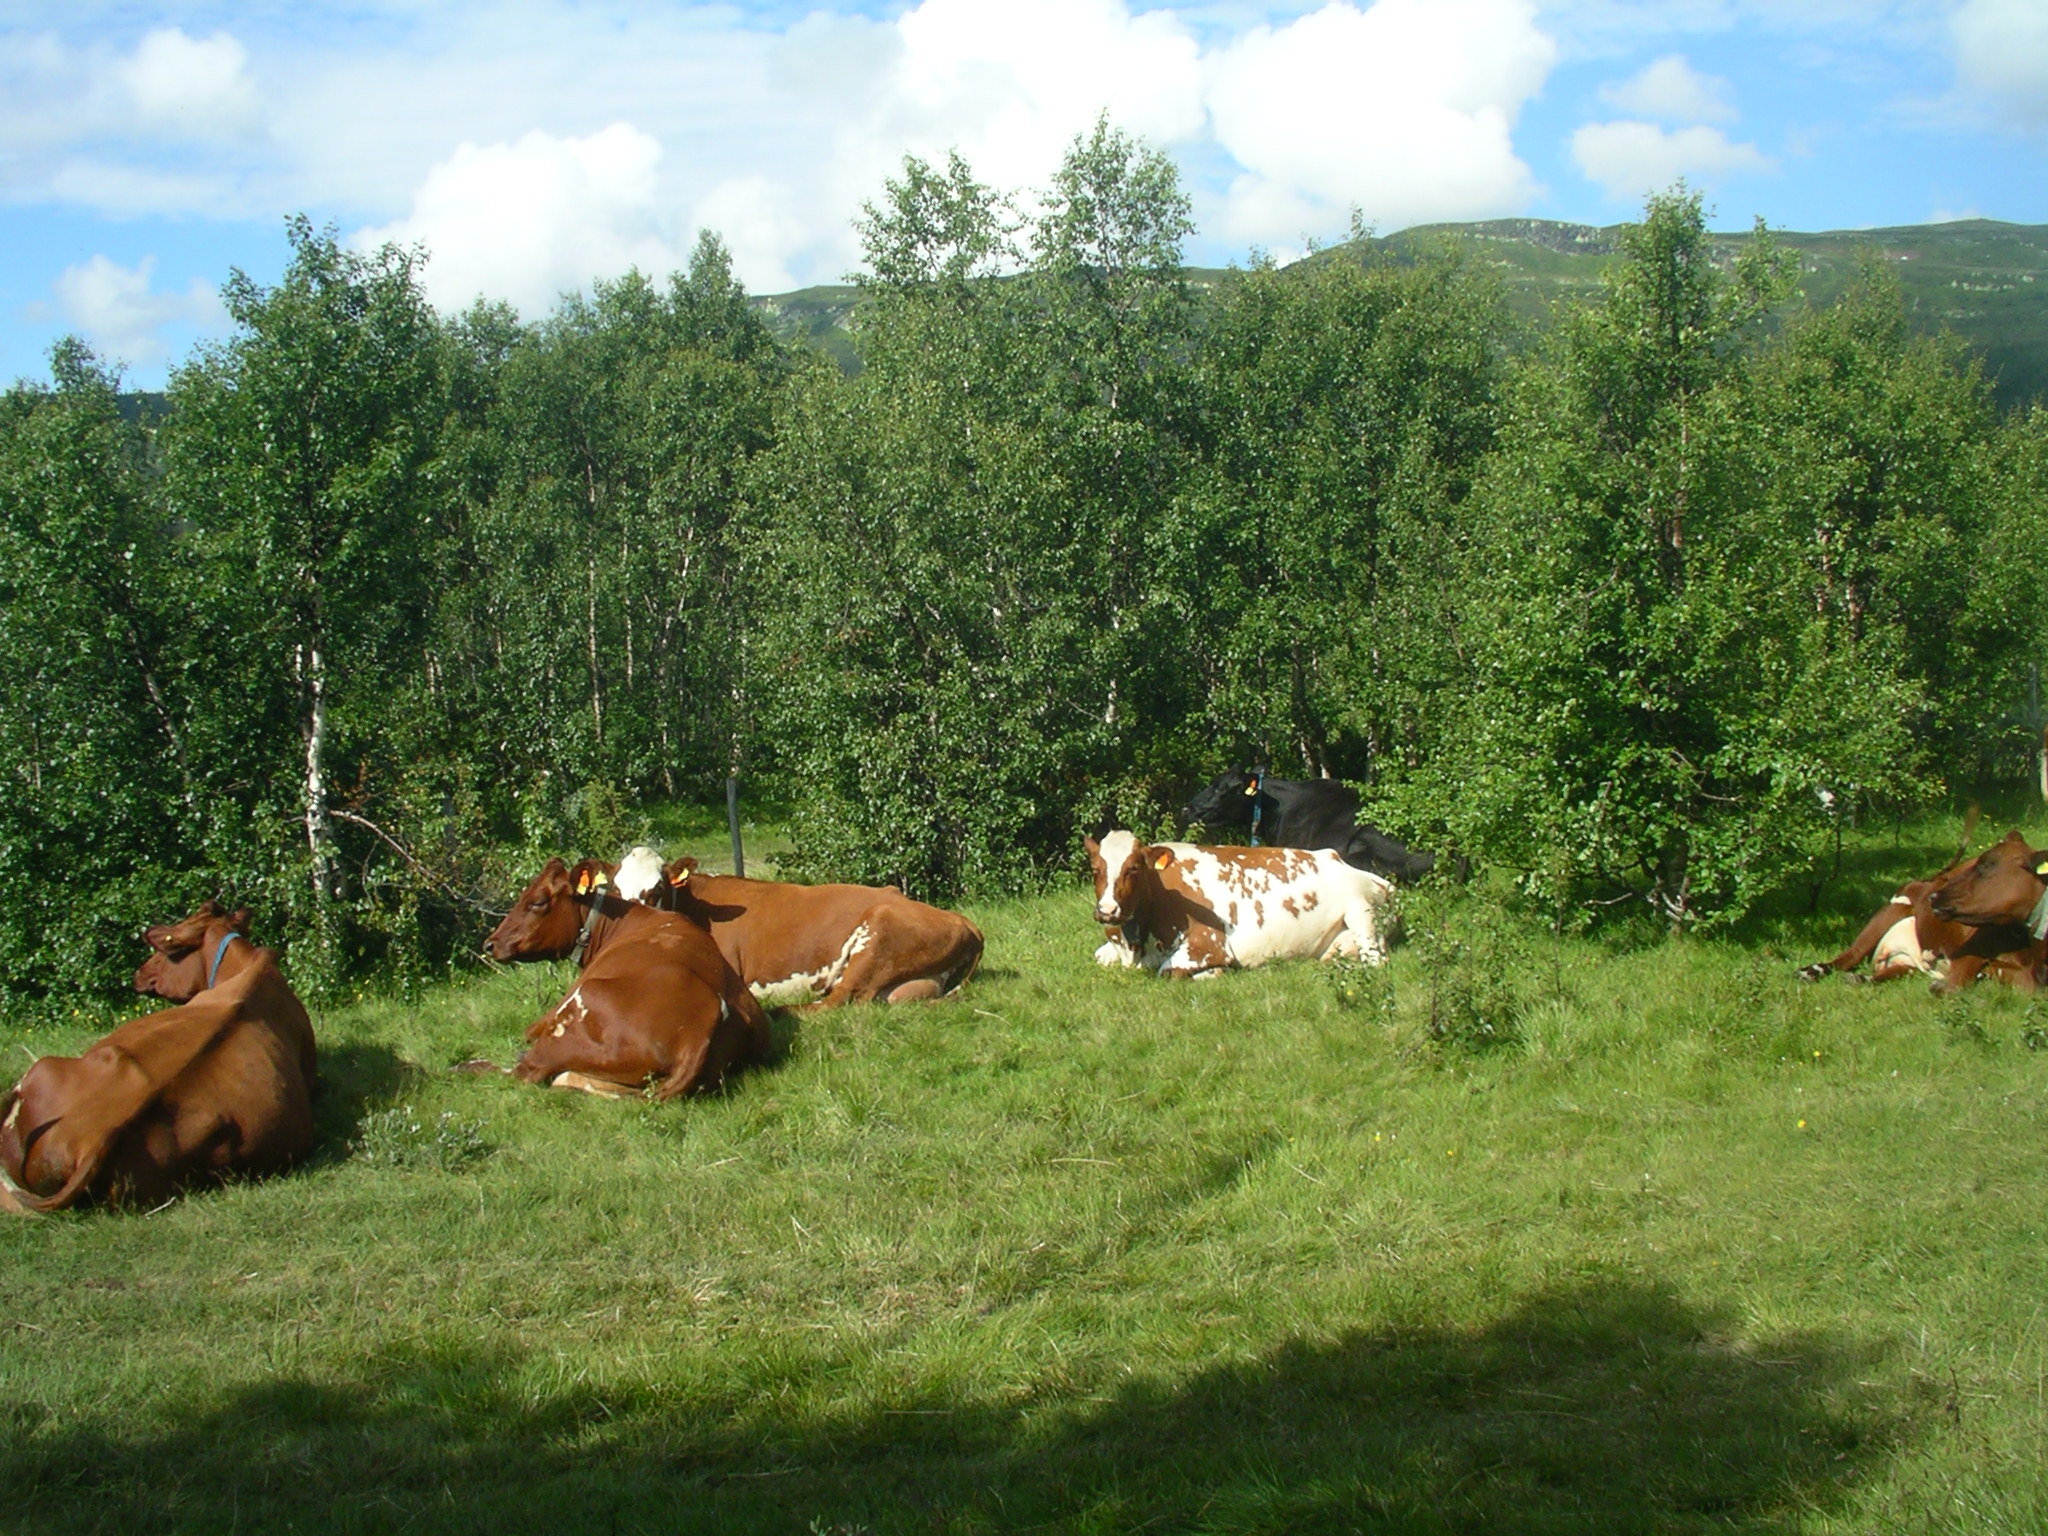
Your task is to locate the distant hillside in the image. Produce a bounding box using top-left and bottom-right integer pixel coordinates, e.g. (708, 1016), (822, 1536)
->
(753, 218), (2048, 410)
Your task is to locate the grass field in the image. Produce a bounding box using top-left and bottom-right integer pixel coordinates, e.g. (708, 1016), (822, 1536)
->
(7, 816), (2048, 1534)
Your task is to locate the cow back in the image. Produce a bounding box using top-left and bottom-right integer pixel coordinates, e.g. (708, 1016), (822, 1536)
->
(1, 953), (316, 1212)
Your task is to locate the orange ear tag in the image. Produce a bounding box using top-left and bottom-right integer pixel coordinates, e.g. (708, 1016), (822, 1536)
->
(1153, 850), (1172, 870)
(575, 871), (593, 894)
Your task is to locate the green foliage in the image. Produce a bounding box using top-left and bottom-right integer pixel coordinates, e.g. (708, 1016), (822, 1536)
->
(0, 344), (195, 1005)
(349, 1103), (490, 1170)
(1395, 190), (1992, 929)
(5, 166), (2047, 994)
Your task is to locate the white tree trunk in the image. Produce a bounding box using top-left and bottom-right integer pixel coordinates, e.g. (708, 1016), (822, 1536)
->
(304, 640), (335, 903)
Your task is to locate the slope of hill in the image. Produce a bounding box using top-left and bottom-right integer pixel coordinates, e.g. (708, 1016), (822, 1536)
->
(755, 219), (2048, 410)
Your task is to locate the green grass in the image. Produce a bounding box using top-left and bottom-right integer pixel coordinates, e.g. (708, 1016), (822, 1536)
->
(8, 819), (2048, 1533)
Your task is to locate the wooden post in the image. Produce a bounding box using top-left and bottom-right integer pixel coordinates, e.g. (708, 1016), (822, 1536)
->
(2033, 662), (2047, 805)
(727, 776), (745, 878)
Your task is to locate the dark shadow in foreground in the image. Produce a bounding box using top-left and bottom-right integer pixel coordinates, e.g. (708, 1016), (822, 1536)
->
(7, 1277), (1910, 1535)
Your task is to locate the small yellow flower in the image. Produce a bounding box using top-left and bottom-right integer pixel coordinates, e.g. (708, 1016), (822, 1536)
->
(1797, 1119), (1808, 1130)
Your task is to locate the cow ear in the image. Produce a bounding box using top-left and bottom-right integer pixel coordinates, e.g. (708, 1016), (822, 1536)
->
(1152, 849), (1173, 870)
(1243, 779), (1260, 796)
(665, 856), (698, 885)
(229, 908), (253, 934)
(572, 861), (609, 896)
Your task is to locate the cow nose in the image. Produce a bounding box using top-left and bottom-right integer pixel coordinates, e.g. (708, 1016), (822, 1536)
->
(1095, 903), (1120, 923)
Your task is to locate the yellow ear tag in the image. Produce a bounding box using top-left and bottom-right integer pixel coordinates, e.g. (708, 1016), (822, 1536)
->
(1152, 850), (1172, 870)
(1243, 782), (1259, 796)
(668, 869), (689, 886)
(2034, 856), (2048, 878)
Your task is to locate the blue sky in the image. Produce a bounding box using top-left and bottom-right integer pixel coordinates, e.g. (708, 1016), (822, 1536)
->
(4, 0), (2045, 389)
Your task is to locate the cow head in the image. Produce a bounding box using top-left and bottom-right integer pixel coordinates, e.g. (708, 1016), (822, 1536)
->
(134, 900), (253, 1000)
(1929, 831), (2048, 933)
(614, 845), (667, 904)
(488, 858), (614, 963)
(1181, 770), (1259, 830)
(1086, 831), (1166, 926)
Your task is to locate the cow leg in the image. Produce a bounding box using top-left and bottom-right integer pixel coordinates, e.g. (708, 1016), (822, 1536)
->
(1799, 899), (1911, 981)
(1333, 901), (1389, 966)
(819, 908), (981, 1007)
(1932, 954), (1993, 995)
(512, 1023), (653, 1097)
(547, 1071), (642, 1100)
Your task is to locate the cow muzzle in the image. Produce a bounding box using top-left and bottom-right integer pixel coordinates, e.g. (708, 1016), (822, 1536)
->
(1094, 901), (1123, 925)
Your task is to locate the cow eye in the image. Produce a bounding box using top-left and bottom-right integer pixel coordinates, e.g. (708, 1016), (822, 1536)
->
(531, 896), (550, 912)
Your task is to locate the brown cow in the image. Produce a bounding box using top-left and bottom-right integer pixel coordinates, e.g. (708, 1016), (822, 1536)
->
(1929, 830), (2048, 941)
(483, 858), (771, 1099)
(620, 850), (983, 1008)
(0, 904), (318, 1214)
(1798, 834), (2047, 992)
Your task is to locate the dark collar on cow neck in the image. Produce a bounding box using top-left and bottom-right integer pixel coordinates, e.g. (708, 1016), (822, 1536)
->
(2029, 883), (2048, 942)
(1248, 770), (1266, 847)
(570, 890), (611, 968)
(207, 931), (243, 989)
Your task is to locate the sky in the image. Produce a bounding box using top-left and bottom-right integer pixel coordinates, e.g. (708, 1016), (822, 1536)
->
(3, 0), (2045, 389)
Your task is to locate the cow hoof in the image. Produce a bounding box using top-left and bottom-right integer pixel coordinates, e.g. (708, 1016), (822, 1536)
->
(885, 978), (943, 1003)
(1795, 963), (1828, 982)
(451, 1057), (507, 1075)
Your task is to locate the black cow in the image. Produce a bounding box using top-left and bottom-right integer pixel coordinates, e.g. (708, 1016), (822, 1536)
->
(1180, 769), (1440, 883)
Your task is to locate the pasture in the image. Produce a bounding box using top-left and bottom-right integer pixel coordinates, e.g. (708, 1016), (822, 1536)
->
(6, 820), (2048, 1534)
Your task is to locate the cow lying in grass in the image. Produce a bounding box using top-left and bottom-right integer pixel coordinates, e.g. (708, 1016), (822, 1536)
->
(1085, 831), (1394, 979)
(1798, 831), (2048, 992)
(614, 848), (983, 1008)
(1, 901), (318, 1214)
(482, 858), (772, 1099)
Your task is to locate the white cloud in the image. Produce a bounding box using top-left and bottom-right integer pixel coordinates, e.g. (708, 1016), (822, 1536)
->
(116, 27), (260, 139)
(1952, 0), (2048, 127)
(52, 255), (226, 370)
(1598, 53), (1737, 123)
(827, 0), (1207, 233)
(1571, 119), (1775, 200)
(1204, 0), (1558, 240)
(352, 124), (684, 317)
(690, 179), (808, 297)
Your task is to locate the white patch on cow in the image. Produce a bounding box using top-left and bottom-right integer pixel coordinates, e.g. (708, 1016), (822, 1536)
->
(1093, 830), (1140, 922)
(550, 1021), (567, 1037)
(845, 921), (873, 959)
(753, 966), (834, 1007)
(547, 985), (589, 1037)
(1, 1095), (19, 1136)
(615, 846), (665, 902)
(1873, 912), (1947, 979)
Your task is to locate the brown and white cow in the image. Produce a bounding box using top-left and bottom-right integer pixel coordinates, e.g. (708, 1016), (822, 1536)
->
(1798, 832), (2048, 992)
(1084, 831), (1394, 979)
(0, 903), (318, 1214)
(616, 850), (984, 1009)
(483, 858), (772, 1098)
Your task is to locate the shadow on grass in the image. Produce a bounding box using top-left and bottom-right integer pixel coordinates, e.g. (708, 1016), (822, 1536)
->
(306, 1038), (422, 1162)
(11, 1276), (1909, 1535)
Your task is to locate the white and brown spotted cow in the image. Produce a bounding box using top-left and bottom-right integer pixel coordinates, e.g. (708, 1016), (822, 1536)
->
(1084, 830), (1394, 979)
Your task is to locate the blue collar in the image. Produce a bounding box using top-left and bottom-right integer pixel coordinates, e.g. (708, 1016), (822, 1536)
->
(207, 931), (243, 989)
